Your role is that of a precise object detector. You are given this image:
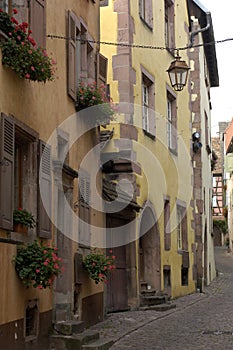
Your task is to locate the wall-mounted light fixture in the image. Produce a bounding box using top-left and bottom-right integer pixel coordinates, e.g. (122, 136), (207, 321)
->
(192, 132), (202, 153)
(167, 50), (190, 91)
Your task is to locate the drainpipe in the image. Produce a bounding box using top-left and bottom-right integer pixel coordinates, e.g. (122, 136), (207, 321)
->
(189, 12), (211, 47)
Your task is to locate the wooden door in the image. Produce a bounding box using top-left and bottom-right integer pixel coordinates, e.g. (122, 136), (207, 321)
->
(106, 215), (129, 312)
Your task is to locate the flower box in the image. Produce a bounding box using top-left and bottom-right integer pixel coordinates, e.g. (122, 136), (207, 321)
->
(13, 223), (28, 234)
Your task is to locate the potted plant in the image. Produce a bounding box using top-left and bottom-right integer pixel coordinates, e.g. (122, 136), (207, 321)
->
(83, 250), (116, 284)
(14, 240), (64, 289)
(75, 81), (116, 125)
(13, 208), (36, 233)
(0, 8), (56, 82)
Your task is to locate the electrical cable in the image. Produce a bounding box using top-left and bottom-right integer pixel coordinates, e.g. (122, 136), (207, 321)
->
(47, 34), (233, 51)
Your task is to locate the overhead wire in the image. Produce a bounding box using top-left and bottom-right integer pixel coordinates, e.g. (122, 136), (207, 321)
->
(47, 34), (233, 51)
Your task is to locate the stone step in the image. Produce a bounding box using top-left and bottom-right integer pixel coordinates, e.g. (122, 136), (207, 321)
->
(140, 289), (157, 296)
(140, 295), (166, 306)
(50, 330), (100, 350)
(140, 303), (176, 312)
(82, 338), (114, 350)
(54, 320), (85, 335)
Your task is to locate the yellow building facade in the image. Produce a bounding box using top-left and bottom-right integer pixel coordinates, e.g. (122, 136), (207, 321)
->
(0, 1), (106, 348)
(100, 0), (196, 311)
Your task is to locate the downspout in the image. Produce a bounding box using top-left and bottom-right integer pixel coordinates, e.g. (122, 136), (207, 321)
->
(189, 12), (211, 47)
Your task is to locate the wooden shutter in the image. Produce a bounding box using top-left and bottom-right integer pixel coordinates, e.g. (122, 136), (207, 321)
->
(98, 53), (108, 85)
(139, 0), (143, 18)
(181, 212), (188, 251)
(79, 172), (90, 247)
(147, 0), (153, 28)
(164, 200), (171, 251)
(68, 10), (78, 100)
(0, 113), (14, 230)
(30, 0), (46, 48)
(169, 3), (175, 49)
(38, 140), (51, 238)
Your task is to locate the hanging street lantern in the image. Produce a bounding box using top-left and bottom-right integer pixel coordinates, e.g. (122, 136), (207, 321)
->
(167, 51), (190, 91)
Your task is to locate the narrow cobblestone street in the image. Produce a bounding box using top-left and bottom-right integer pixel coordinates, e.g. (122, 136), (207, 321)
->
(90, 247), (233, 349)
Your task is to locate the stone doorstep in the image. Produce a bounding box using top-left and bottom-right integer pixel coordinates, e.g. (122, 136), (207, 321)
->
(139, 303), (176, 312)
(50, 330), (100, 350)
(140, 295), (166, 306)
(54, 320), (85, 335)
(82, 338), (114, 350)
(140, 289), (157, 296)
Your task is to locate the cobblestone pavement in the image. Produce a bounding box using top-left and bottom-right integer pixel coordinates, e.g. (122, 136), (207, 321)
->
(90, 247), (233, 349)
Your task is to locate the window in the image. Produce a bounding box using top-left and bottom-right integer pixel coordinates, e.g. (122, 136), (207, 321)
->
(0, 1), (46, 48)
(100, 0), (109, 6)
(142, 83), (149, 131)
(67, 11), (80, 100)
(163, 266), (171, 289)
(0, 0), (9, 12)
(78, 170), (91, 247)
(67, 11), (97, 100)
(57, 130), (69, 166)
(139, 0), (153, 29)
(25, 300), (39, 341)
(177, 204), (188, 251)
(29, 0), (46, 48)
(205, 111), (209, 147)
(167, 89), (177, 152)
(0, 113), (51, 237)
(181, 267), (188, 286)
(164, 198), (171, 250)
(177, 207), (182, 250)
(142, 71), (155, 137)
(165, 0), (175, 50)
(212, 196), (217, 207)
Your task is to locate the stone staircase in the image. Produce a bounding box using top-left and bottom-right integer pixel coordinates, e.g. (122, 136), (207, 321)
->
(139, 281), (176, 312)
(50, 320), (114, 350)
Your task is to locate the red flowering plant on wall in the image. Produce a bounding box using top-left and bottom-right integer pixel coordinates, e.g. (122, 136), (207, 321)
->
(75, 81), (117, 124)
(14, 240), (64, 289)
(0, 8), (55, 82)
(83, 249), (116, 284)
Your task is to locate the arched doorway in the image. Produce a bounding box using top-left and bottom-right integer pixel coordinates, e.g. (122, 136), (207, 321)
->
(139, 205), (161, 291)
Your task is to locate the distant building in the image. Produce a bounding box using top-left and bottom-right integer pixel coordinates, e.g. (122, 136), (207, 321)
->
(224, 119), (233, 251)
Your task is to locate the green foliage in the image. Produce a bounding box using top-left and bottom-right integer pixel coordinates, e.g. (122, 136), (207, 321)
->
(75, 81), (117, 124)
(213, 219), (228, 235)
(83, 250), (116, 284)
(0, 8), (55, 82)
(14, 240), (63, 289)
(13, 208), (36, 228)
(0, 9), (14, 35)
(76, 82), (109, 108)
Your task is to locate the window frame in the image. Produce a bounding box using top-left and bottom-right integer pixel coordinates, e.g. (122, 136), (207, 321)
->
(24, 299), (39, 341)
(139, 0), (153, 30)
(0, 0), (10, 13)
(141, 68), (155, 138)
(0, 113), (52, 239)
(177, 202), (188, 251)
(166, 88), (177, 154)
(0, 1), (46, 47)
(164, 0), (175, 51)
(164, 197), (171, 251)
(67, 12), (97, 100)
(142, 82), (149, 132)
